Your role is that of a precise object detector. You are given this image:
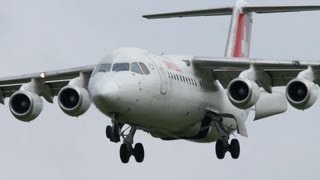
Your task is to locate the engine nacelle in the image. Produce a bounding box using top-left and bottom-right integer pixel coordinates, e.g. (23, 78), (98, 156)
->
(286, 78), (318, 110)
(9, 91), (43, 122)
(227, 78), (261, 109)
(58, 85), (91, 117)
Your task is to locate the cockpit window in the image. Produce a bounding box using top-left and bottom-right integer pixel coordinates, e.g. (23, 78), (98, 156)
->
(131, 63), (143, 74)
(112, 63), (130, 72)
(139, 62), (150, 75)
(99, 63), (112, 72)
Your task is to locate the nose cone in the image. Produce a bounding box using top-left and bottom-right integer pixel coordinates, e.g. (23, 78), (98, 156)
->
(90, 80), (120, 113)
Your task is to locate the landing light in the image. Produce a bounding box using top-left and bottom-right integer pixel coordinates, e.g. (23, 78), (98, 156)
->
(40, 72), (46, 79)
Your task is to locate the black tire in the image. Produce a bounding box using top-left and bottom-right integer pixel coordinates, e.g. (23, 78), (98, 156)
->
(112, 125), (120, 142)
(120, 144), (130, 164)
(230, 139), (240, 159)
(215, 140), (225, 159)
(134, 143), (145, 163)
(106, 126), (112, 139)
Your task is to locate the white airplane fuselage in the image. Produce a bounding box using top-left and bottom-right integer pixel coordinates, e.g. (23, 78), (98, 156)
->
(89, 48), (248, 142)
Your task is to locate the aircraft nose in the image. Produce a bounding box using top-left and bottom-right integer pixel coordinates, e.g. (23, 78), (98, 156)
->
(91, 80), (120, 112)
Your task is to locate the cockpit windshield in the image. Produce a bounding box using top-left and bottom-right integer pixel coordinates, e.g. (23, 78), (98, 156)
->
(99, 63), (112, 72)
(112, 63), (130, 72)
(92, 60), (151, 76)
(139, 62), (150, 75)
(131, 63), (143, 74)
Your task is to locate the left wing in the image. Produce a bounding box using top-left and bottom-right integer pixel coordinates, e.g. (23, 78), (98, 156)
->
(193, 57), (320, 88)
(0, 65), (95, 103)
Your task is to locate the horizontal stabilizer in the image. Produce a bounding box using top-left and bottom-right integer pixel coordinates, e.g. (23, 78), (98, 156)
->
(245, 5), (320, 14)
(143, 5), (320, 19)
(143, 7), (233, 19)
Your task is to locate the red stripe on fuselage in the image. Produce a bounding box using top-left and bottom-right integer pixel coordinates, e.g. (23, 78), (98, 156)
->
(233, 13), (245, 58)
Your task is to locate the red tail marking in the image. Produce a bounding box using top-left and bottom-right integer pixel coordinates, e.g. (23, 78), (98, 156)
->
(234, 13), (245, 58)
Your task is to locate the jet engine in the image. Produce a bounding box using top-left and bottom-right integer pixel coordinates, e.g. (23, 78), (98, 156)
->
(9, 91), (43, 122)
(227, 78), (261, 109)
(58, 85), (91, 117)
(286, 78), (318, 110)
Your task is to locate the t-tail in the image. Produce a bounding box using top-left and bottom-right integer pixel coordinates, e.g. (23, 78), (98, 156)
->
(143, 0), (320, 58)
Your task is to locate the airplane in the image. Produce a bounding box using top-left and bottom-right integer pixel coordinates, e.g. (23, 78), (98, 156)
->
(1, 0), (320, 164)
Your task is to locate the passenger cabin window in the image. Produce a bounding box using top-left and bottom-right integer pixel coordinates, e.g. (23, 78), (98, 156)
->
(131, 63), (143, 74)
(99, 63), (112, 72)
(112, 63), (129, 72)
(139, 62), (150, 75)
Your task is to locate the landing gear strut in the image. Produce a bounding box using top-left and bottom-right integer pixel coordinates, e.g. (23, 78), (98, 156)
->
(215, 139), (240, 159)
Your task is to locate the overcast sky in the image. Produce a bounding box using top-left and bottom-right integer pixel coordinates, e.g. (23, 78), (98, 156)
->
(0, 0), (320, 179)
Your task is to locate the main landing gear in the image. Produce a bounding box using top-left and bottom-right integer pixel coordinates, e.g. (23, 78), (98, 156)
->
(215, 139), (240, 159)
(119, 127), (145, 164)
(105, 114), (145, 164)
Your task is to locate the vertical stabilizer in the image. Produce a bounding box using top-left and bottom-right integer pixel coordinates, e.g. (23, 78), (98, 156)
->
(143, 0), (320, 58)
(225, 0), (253, 58)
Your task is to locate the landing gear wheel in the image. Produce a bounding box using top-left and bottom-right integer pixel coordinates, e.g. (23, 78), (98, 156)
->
(215, 140), (226, 159)
(106, 126), (112, 139)
(112, 125), (120, 142)
(106, 125), (120, 143)
(116, 125), (145, 164)
(120, 144), (131, 164)
(134, 143), (145, 163)
(230, 139), (240, 159)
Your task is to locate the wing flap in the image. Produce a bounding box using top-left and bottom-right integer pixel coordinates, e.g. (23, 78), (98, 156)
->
(0, 80), (70, 99)
(213, 70), (301, 88)
(255, 91), (288, 120)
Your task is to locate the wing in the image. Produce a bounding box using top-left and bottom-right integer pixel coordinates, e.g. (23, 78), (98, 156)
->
(0, 65), (95, 103)
(192, 57), (320, 88)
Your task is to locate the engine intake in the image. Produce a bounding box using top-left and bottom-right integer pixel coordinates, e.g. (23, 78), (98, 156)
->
(9, 91), (43, 122)
(286, 78), (318, 110)
(58, 85), (91, 117)
(227, 78), (261, 109)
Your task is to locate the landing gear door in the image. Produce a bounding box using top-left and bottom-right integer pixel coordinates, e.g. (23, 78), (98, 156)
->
(146, 54), (168, 95)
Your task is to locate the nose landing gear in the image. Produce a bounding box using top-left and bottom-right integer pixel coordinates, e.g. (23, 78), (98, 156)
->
(106, 124), (121, 143)
(106, 114), (122, 143)
(215, 139), (240, 159)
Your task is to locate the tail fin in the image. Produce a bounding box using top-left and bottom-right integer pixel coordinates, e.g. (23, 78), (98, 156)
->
(226, 0), (252, 58)
(143, 0), (320, 58)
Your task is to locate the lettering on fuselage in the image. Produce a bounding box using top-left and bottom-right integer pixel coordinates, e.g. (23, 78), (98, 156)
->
(163, 60), (182, 72)
(162, 58), (219, 93)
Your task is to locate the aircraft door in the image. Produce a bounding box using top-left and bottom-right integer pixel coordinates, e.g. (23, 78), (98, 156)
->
(146, 54), (168, 95)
